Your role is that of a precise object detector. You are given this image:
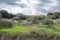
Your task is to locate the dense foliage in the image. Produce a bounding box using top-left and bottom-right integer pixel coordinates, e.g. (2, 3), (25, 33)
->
(0, 10), (60, 40)
(0, 10), (60, 28)
(0, 19), (13, 28)
(0, 10), (14, 19)
(47, 12), (60, 19)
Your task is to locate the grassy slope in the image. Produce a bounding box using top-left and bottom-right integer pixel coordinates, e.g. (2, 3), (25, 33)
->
(0, 24), (60, 35)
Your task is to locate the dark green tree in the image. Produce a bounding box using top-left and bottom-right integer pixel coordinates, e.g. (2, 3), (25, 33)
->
(0, 10), (14, 19)
(47, 12), (60, 19)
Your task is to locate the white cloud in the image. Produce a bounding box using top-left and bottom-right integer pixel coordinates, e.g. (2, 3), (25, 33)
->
(0, 0), (59, 15)
(42, 0), (58, 10)
(16, 0), (39, 15)
(0, 4), (24, 14)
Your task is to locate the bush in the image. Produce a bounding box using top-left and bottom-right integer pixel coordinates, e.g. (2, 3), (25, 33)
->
(17, 14), (28, 20)
(47, 12), (60, 19)
(12, 17), (20, 21)
(20, 21), (33, 26)
(0, 10), (14, 19)
(29, 30), (47, 40)
(42, 19), (54, 27)
(0, 19), (13, 28)
(43, 19), (53, 25)
(27, 18), (39, 24)
(34, 15), (46, 20)
(53, 19), (60, 24)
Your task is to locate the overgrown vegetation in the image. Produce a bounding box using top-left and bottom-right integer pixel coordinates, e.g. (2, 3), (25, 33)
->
(0, 10), (60, 40)
(0, 19), (13, 28)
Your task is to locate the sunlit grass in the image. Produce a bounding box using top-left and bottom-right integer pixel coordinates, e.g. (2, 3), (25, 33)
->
(0, 24), (60, 35)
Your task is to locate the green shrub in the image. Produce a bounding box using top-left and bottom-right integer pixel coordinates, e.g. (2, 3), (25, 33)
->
(29, 30), (47, 40)
(34, 15), (46, 20)
(17, 14), (28, 20)
(12, 17), (20, 21)
(0, 10), (14, 19)
(47, 12), (60, 19)
(0, 19), (13, 28)
(27, 18), (39, 24)
(42, 19), (54, 27)
(20, 21), (33, 26)
(43, 19), (53, 25)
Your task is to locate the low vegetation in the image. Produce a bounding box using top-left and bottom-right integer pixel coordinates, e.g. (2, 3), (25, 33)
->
(0, 10), (60, 40)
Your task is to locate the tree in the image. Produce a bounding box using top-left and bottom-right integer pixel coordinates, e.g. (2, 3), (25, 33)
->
(8, 13), (14, 19)
(0, 10), (9, 18)
(33, 15), (46, 20)
(0, 10), (14, 19)
(47, 12), (60, 19)
(0, 13), (2, 20)
(16, 14), (28, 20)
(47, 12), (53, 16)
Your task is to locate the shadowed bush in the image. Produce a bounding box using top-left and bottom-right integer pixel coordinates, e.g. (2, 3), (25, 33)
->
(0, 19), (13, 28)
(27, 18), (39, 24)
(43, 19), (53, 25)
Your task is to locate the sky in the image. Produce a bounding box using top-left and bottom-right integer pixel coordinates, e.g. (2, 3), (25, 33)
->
(0, 0), (60, 15)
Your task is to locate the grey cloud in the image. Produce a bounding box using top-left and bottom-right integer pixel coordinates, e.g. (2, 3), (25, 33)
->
(38, 0), (51, 3)
(0, 0), (18, 5)
(35, 0), (60, 14)
(0, 0), (60, 15)
(50, 6), (60, 12)
(0, 0), (28, 8)
(19, 4), (28, 8)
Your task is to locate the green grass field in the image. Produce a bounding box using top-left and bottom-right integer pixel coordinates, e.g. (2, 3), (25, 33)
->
(0, 24), (60, 35)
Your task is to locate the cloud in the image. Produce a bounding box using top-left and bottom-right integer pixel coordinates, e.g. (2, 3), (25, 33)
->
(35, 0), (59, 15)
(0, 0), (60, 15)
(0, 0), (18, 5)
